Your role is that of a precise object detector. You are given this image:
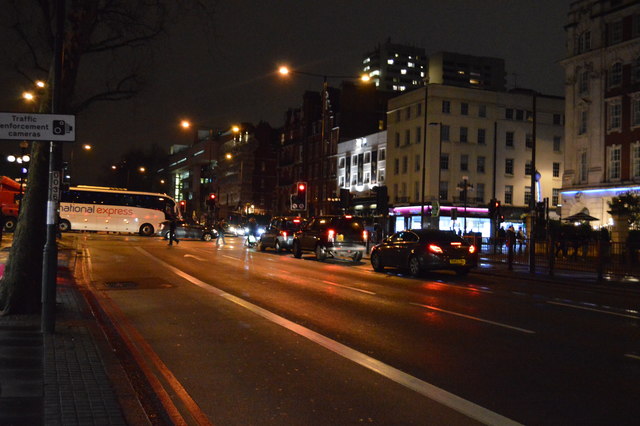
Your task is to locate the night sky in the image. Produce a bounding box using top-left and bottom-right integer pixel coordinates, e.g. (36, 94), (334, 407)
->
(0, 0), (572, 185)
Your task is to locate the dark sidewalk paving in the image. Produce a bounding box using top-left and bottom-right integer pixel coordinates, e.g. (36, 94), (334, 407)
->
(0, 237), (127, 426)
(0, 237), (638, 426)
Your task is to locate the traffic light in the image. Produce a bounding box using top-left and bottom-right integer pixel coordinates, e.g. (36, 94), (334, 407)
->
(207, 193), (217, 209)
(295, 182), (307, 211)
(178, 200), (186, 213)
(488, 199), (501, 218)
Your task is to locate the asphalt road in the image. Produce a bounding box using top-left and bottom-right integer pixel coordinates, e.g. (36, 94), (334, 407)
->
(73, 233), (640, 425)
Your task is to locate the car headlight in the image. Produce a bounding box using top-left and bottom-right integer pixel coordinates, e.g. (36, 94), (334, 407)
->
(258, 227), (265, 235)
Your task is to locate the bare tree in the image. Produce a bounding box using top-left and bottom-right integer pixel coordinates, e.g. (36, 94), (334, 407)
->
(0, 0), (215, 314)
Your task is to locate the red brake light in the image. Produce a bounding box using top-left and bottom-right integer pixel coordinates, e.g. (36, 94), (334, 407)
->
(468, 245), (476, 254)
(328, 229), (335, 242)
(344, 215), (353, 219)
(293, 219), (301, 223)
(428, 244), (443, 254)
(281, 231), (287, 238)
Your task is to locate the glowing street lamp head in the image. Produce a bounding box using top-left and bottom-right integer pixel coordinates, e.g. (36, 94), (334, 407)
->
(83, 144), (92, 151)
(180, 120), (191, 129)
(22, 92), (35, 101)
(231, 125), (240, 133)
(278, 66), (290, 76)
(361, 74), (371, 82)
(225, 153), (232, 160)
(138, 166), (146, 173)
(35, 80), (46, 88)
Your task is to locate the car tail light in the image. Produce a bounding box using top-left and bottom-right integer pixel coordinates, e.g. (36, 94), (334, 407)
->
(468, 245), (476, 254)
(428, 244), (443, 254)
(363, 230), (368, 241)
(281, 231), (287, 239)
(328, 229), (335, 242)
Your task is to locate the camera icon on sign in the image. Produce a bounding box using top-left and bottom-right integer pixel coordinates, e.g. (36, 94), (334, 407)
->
(52, 120), (73, 135)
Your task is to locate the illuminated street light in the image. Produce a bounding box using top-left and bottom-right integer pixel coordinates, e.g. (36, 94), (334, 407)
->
(232, 125), (240, 133)
(225, 153), (232, 160)
(180, 120), (191, 129)
(22, 92), (35, 101)
(139, 166), (146, 173)
(35, 80), (46, 88)
(83, 144), (92, 151)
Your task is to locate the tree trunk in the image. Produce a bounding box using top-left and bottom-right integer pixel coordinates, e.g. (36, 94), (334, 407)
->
(0, 141), (49, 315)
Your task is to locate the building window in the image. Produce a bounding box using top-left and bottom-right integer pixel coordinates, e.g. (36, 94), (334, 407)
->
(479, 105), (487, 118)
(395, 132), (400, 147)
(441, 125), (450, 141)
(379, 148), (386, 161)
(442, 100), (451, 114)
(414, 181), (420, 202)
(440, 153), (449, 170)
(632, 142), (640, 179)
(364, 152), (371, 163)
(609, 62), (623, 88)
(415, 126), (422, 143)
(505, 158), (514, 175)
(553, 162), (560, 177)
(439, 181), (448, 201)
(394, 158), (399, 175)
(339, 157), (345, 168)
(516, 110), (524, 121)
(460, 127), (468, 143)
(553, 114), (562, 125)
(552, 188), (560, 206)
(525, 160), (532, 176)
(477, 156), (485, 173)
(525, 133), (533, 148)
(579, 151), (588, 183)
(339, 176), (345, 187)
(416, 102), (422, 117)
(505, 108), (514, 120)
(460, 154), (469, 171)
(576, 31), (591, 54)
(578, 109), (588, 135)
(524, 186), (532, 206)
(506, 131), (514, 147)
(477, 128), (486, 145)
(415, 155), (421, 172)
(505, 185), (513, 205)
(632, 96), (640, 128)
(634, 57), (640, 83)
(578, 68), (589, 95)
(608, 20), (623, 45)
(607, 99), (622, 131)
(405, 106), (411, 120)
(396, 110), (401, 122)
(609, 145), (621, 180)
(364, 172), (370, 184)
(461, 102), (469, 115)
(379, 169), (385, 182)
(553, 136), (561, 152)
(402, 156), (408, 174)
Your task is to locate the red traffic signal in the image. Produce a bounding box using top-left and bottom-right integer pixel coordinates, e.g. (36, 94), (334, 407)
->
(297, 182), (306, 192)
(209, 193), (217, 200)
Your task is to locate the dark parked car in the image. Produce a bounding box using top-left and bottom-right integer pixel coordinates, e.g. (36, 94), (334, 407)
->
(292, 215), (367, 262)
(370, 229), (478, 276)
(259, 216), (306, 252)
(157, 220), (218, 242)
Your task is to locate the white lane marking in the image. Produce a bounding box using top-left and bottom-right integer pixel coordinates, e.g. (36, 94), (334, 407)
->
(322, 280), (376, 295)
(136, 247), (521, 426)
(411, 303), (536, 335)
(184, 254), (207, 262)
(625, 354), (640, 361)
(547, 301), (640, 320)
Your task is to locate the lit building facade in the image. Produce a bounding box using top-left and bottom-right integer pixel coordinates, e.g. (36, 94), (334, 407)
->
(362, 40), (427, 92)
(561, 0), (640, 229)
(386, 84), (564, 236)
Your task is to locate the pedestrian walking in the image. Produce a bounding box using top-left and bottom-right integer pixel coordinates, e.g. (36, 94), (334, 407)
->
(168, 214), (179, 246)
(216, 220), (226, 246)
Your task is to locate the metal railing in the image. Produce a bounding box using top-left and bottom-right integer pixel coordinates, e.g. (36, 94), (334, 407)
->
(462, 235), (640, 283)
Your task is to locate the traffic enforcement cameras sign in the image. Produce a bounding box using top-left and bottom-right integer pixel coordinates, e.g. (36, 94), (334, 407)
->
(0, 112), (76, 142)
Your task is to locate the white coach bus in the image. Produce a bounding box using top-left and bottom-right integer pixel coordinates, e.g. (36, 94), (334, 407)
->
(59, 186), (179, 236)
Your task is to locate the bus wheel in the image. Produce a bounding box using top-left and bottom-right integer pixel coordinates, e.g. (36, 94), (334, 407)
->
(58, 220), (71, 232)
(3, 217), (17, 233)
(139, 224), (154, 236)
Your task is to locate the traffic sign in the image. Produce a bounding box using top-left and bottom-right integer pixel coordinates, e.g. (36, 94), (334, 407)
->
(0, 112), (76, 142)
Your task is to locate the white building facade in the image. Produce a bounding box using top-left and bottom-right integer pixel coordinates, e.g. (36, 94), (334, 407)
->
(386, 84), (565, 236)
(561, 0), (640, 230)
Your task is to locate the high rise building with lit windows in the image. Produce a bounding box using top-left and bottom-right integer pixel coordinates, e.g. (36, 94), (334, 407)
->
(362, 39), (427, 92)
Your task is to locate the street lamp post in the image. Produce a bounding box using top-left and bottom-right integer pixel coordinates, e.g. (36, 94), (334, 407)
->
(529, 92), (538, 273)
(420, 79), (429, 229)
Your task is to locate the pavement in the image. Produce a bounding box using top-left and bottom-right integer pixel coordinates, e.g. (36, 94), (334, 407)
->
(0, 235), (638, 426)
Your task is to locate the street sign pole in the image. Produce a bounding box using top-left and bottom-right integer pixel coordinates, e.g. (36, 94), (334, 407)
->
(42, 0), (65, 334)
